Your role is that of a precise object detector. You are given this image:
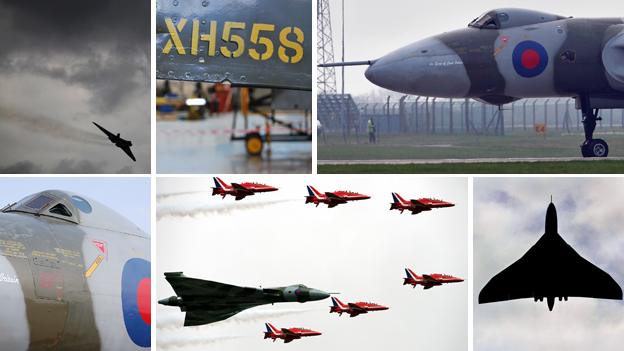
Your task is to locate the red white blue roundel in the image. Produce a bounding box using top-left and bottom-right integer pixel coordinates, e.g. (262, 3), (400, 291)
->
(122, 258), (151, 348)
(512, 41), (549, 78)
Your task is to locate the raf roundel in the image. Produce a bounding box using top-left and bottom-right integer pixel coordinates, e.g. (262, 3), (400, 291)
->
(121, 258), (151, 348)
(512, 40), (549, 78)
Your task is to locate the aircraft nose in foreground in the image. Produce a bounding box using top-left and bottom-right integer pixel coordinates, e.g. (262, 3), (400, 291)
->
(364, 37), (471, 97)
(308, 289), (330, 301)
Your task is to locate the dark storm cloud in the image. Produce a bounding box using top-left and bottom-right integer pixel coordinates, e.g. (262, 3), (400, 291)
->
(0, 0), (148, 52)
(0, 0), (149, 112)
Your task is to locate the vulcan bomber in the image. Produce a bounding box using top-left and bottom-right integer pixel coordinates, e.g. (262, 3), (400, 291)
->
(479, 201), (622, 311)
(93, 122), (137, 162)
(0, 190), (151, 349)
(159, 272), (331, 326)
(321, 8), (624, 157)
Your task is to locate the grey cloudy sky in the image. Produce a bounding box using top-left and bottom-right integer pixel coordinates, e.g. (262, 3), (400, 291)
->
(0, 0), (150, 173)
(156, 175), (467, 350)
(326, 0), (623, 97)
(474, 178), (624, 351)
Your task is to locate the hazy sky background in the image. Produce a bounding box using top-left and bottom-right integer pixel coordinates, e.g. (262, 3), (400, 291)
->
(474, 178), (624, 351)
(0, 0), (150, 173)
(0, 177), (150, 234)
(325, 0), (624, 96)
(157, 175), (467, 350)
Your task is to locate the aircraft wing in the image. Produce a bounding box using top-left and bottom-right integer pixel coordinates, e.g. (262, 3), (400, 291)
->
(120, 145), (137, 162)
(282, 328), (299, 338)
(479, 232), (623, 304)
(410, 209), (423, 215)
(325, 193), (348, 207)
(165, 273), (261, 300)
(164, 273), (268, 325)
(410, 199), (427, 207)
(422, 274), (438, 283)
(184, 310), (240, 326)
(347, 303), (367, 313)
(92, 122), (115, 138)
(325, 192), (345, 200)
(231, 183), (255, 195)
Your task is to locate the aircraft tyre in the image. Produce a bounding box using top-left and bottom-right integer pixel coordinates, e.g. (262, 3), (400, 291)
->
(245, 132), (263, 156)
(581, 139), (609, 158)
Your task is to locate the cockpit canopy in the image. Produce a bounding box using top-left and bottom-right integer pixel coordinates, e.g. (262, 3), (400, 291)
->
(1, 190), (147, 237)
(468, 8), (567, 30)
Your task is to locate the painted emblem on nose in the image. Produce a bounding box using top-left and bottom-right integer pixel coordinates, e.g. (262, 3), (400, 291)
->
(121, 258), (151, 347)
(512, 40), (548, 78)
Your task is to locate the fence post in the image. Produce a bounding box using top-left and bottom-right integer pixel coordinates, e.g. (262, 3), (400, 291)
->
(449, 98), (454, 134)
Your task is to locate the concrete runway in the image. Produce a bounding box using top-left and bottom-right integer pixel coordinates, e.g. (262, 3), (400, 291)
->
(157, 113), (311, 173)
(318, 157), (624, 165)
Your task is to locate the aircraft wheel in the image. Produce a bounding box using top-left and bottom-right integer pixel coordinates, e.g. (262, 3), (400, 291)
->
(245, 133), (263, 156)
(581, 139), (609, 158)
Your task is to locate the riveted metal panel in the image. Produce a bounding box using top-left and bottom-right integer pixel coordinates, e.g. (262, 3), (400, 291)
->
(156, 0), (312, 90)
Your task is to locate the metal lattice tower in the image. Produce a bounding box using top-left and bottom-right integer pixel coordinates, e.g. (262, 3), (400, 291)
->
(317, 0), (337, 94)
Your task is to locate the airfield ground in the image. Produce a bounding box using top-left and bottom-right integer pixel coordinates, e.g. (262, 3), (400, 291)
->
(317, 131), (624, 173)
(157, 113), (311, 174)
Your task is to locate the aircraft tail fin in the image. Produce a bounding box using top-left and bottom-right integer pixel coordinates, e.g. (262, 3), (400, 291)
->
(405, 268), (419, 281)
(392, 192), (407, 204)
(307, 185), (322, 198)
(265, 322), (279, 334)
(331, 297), (346, 308)
(213, 177), (228, 189)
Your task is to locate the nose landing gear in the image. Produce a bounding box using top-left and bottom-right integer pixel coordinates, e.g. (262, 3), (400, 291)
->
(580, 97), (609, 157)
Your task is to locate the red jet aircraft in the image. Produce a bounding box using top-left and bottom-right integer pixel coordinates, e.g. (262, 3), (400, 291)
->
(329, 297), (389, 317)
(305, 186), (370, 208)
(390, 192), (454, 215)
(404, 268), (464, 289)
(263, 323), (321, 343)
(212, 177), (278, 200)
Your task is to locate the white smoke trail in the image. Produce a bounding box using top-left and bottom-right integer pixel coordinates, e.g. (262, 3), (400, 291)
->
(156, 199), (298, 221)
(157, 308), (316, 331)
(156, 191), (209, 202)
(157, 334), (245, 350)
(0, 107), (110, 146)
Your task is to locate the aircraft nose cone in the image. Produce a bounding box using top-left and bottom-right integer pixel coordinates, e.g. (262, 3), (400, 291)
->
(365, 37), (470, 97)
(158, 298), (170, 305)
(309, 289), (330, 301)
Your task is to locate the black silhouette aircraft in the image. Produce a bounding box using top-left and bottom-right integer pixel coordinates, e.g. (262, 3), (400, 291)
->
(479, 201), (622, 311)
(93, 122), (136, 162)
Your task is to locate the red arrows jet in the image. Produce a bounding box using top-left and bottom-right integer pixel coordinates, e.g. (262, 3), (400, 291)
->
(212, 177), (278, 200)
(404, 268), (464, 289)
(263, 323), (321, 343)
(390, 192), (454, 215)
(329, 297), (389, 317)
(305, 185), (370, 208)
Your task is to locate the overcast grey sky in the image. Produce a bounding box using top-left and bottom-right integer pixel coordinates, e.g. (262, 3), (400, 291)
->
(0, 0), (150, 173)
(325, 0), (623, 97)
(474, 178), (624, 351)
(156, 175), (467, 350)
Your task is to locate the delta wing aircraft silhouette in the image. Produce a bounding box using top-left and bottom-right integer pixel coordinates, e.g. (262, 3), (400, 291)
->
(93, 122), (136, 162)
(479, 201), (622, 311)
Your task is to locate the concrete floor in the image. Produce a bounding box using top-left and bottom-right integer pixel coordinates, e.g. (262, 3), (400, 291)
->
(157, 113), (312, 174)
